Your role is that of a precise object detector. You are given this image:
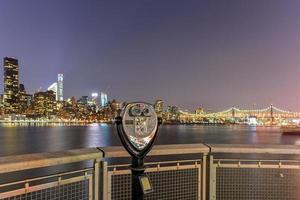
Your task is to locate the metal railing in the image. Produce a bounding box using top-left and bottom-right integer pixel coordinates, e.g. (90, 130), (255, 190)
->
(99, 144), (209, 200)
(1, 144), (300, 199)
(0, 148), (103, 200)
(208, 144), (300, 200)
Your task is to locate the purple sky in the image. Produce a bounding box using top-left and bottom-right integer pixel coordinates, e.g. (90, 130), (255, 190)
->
(1, 0), (300, 111)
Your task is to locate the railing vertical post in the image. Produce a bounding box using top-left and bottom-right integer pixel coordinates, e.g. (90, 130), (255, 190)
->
(100, 161), (108, 200)
(209, 155), (216, 200)
(89, 173), (93, 200)
(94, 158), (100, 200)
(201, 153), (207, 200)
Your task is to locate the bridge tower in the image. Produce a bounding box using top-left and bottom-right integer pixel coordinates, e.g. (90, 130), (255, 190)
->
(231, 107), (235, 118)
(270, 104), (274, 124)
(231, 107), (236, 123)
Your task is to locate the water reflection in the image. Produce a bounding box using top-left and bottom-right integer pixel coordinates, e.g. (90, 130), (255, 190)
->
(0, 124), (299, 156)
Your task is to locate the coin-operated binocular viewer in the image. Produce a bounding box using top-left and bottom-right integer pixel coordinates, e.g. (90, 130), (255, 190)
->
(115, 102), (161, 200)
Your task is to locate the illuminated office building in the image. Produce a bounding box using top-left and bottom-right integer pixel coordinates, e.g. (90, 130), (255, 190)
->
(166, 105), (180, 121)
(89, 93), (99, 111)
(100, 92), (108, 107)
(48, 82), (58, 100)
(57, 74), (63, 101)
(33, 90), (56, 116)
(19, 84), (28, 113)
(3, 57), (19, 113)
(47, 74), (63, 101)
(91, 93), (99, 105)
(154, 100), (164, 114)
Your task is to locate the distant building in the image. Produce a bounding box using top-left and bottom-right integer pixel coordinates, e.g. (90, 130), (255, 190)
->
(47, 74), (63, 101)
(77, 96), (89, 106)
(0, 94), (3, 115)
(3, 57), (19, 113)
(48, 82), (58, 100)
(154, 100), (164, 114)
(19, 84), (25, 92)
(100, 92), (108, 107)
(110, 99), (121, 118)
(195, 107), (204, 115)
(0, 94), (3, 105)
(19, 84), (29, 113)
(166, 105), (180, 121)
(88, 93), (99, 111)
(167, 105), (179, 114)
(25, 94), (33, 107)
(33, 90), (56, 117)
(91, 92), (100, 106)
(0, 94), (3, 112)
(57, 74), (63, 101)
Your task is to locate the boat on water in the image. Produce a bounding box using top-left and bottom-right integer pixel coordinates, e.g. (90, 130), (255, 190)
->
(281, 126), (300, 134)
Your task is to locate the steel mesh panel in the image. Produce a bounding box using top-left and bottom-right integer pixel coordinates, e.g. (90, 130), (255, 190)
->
(216, 168), (300, 200)
(1, 179), (89, 200)
(111, 168), (199, 200)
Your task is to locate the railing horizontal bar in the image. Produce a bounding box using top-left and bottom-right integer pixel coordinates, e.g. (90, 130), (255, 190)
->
(108, 159), (202, 168)
(0, 143), (300, 175)
(100, 144), (209, 158)
(0, 167), (93, 188)
(215, 159), (300, 163)
(0, 148), (102, 174)
(209, 144), (300, 154)
(216, 163), (300, 169)
(109, 164), (200, 175)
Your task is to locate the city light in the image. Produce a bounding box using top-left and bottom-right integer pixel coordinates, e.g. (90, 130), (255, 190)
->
(91, 93), (98, 98)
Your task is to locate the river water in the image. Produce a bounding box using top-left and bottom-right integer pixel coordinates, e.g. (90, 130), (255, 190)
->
(0, 124), (299, 156)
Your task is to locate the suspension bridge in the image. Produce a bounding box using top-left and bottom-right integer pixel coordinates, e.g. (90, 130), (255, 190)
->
(179, 105), (300, 124)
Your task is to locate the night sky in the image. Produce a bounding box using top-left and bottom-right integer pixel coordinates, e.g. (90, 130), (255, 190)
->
(1, 0), (300, 111)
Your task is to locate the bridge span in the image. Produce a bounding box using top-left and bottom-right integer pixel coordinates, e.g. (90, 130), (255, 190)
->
(179, 105), (300, 124)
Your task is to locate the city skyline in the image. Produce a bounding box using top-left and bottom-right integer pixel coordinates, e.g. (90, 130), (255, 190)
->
(2, 56), (298, 116)
(1, 0), (300, 111)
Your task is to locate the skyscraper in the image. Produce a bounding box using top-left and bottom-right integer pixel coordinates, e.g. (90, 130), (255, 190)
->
(48, 82), (58, 100)
(19, 83), (28, 113)
(3, 57), (19, 113)
(100, 92), (108, 107)
(91, 93), (100, 109)
(57, 74), (63, 101)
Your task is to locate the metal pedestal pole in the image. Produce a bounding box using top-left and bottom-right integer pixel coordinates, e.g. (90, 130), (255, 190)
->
(131, 158), (145, 200)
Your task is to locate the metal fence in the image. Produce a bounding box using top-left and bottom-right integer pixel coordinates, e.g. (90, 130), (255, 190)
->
(210, 158), (300, 200)
(107, 160), (201, 200)
(208, 144), (300, 200)
(0, 169), (93, 200)
(1, 144), (300, 200)
(0, 148), (102, 200)
(100, 144), (208, 200)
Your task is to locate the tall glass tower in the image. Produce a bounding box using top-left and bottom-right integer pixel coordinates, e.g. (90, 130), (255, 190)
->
(101, 92), (108, 107)
(3, 57), (19, 113)
(57, 74), (63, 101)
